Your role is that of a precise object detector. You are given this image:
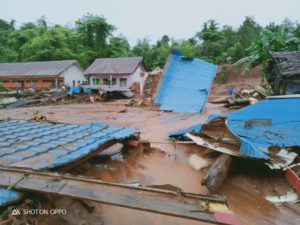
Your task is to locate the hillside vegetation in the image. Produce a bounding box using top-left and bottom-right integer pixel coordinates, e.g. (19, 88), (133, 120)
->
(0, 14), (299, 70)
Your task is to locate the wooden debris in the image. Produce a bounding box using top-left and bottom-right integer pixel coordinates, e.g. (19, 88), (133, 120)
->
(202, 154), (233, 194)
(0, 166), (234, 223)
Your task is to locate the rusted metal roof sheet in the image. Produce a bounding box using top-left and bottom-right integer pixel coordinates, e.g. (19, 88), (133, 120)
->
(0, 120), (136, 170)
(272, 51), (300, 77)
(0, 60), (77, 77)
(84, 57), (143, 75)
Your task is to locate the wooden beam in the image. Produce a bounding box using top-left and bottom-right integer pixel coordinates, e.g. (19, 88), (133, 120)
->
(0, 166), (235, 224)
(202, 154), (232, 194)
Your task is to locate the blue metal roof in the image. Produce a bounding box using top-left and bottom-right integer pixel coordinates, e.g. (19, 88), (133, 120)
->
(0, 120), (136, 206)
(0, 189), (22, 206)
(173, 97), (300, 160)
(0, 120), (136, 170)
(155, 51), (217, 113)
(222, 97), (300, 159)
(169, 123), (202, 140)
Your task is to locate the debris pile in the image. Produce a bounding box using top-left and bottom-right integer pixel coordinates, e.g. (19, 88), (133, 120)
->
(170, 96), (300, 194)
(0, 85), (135, 108)
(210, 83), (273, 109)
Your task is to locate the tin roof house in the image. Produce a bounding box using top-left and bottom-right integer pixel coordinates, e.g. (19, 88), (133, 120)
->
(0, 60), (86, 89)
(268, 51), (300, 95)
(84, 57), (144, 91)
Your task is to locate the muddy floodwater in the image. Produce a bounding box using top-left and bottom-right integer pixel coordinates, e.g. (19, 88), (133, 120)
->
(1, 101), (299, 225)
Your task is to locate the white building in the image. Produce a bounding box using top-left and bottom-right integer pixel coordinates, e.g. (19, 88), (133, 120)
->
(84, 57), (144, 90)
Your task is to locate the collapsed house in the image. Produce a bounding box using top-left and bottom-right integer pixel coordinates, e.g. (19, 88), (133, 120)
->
(154, 50), (217, 113)
(0, 119), (243, 224)
(171, 96), (300, 170)
(268, 51), (300, 95)
(0, 60), (87, 89)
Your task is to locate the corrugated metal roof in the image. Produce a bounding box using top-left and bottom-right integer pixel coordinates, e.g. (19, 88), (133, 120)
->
(84, 57), (143, 75)
(154, 51), (217, 113)
(178, 97), (300, 168)
(0, 189), (22, 206)
(0, 120), (136, 170)
(169, 123), (202, 140)
(0, 60), (78, 77)
(222, 97), (300, 159)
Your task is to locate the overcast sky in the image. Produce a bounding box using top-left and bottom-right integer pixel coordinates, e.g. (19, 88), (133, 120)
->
(0, 0), (299, 45)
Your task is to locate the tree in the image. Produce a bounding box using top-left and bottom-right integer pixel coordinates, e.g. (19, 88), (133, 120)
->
(132, 39), (153, 70)
(238, 16), (262, 49)
(75, 14), (115, 57)
(106, 36), (131, 57)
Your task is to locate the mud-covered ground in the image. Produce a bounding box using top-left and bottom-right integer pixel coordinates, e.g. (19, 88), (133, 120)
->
(0, 101), (299, 225)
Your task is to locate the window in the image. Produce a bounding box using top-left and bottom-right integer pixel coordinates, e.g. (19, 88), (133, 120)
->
(120, 78), (127, 87)
(0, 80), (9, 83)
(103, 78), (109, 85)
(92, 78), (96, 85)
(72, 80), (75, 87)
(43, 80), (54, 83)
(112, 78), (116, 85)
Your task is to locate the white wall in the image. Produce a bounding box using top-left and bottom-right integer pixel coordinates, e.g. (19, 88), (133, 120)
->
(89, 65), (143, 89)
(60, 64), (87, 86)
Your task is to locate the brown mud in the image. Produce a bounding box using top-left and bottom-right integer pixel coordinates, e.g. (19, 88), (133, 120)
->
(0, 94), (299, 225)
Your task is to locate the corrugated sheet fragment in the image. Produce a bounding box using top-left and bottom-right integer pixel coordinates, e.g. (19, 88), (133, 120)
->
(155, 51), (217, 113)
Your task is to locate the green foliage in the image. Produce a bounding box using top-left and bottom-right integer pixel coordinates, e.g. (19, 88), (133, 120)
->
(234, 20), (300, 71)
(0, 84), (8, 91)
(216, 71), (228, 84)
(0, 15), (299, 73)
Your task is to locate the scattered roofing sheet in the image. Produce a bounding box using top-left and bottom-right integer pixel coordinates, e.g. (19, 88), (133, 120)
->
(5, 98), (40, 108)
(154, 51), (217, 113)
(0, 120), (136, 206)
(0, 189), (22, 206)
(0, 97), (17, 105)
(0, 120), (136, 170)
(176, 96), (300, 169)
(0, 60), (77, 77)
(84, 57), (143, 75)
(168, 123), (202, 140)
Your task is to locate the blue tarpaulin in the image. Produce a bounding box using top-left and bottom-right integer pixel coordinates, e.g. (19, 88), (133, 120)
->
(155, 51), (217, 113)
(0, 120), (136, 206)
(67, 86), (81, 96)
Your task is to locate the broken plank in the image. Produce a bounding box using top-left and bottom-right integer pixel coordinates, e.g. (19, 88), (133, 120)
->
(202, 154), (232, 194)
(0, 166), (238, 224)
